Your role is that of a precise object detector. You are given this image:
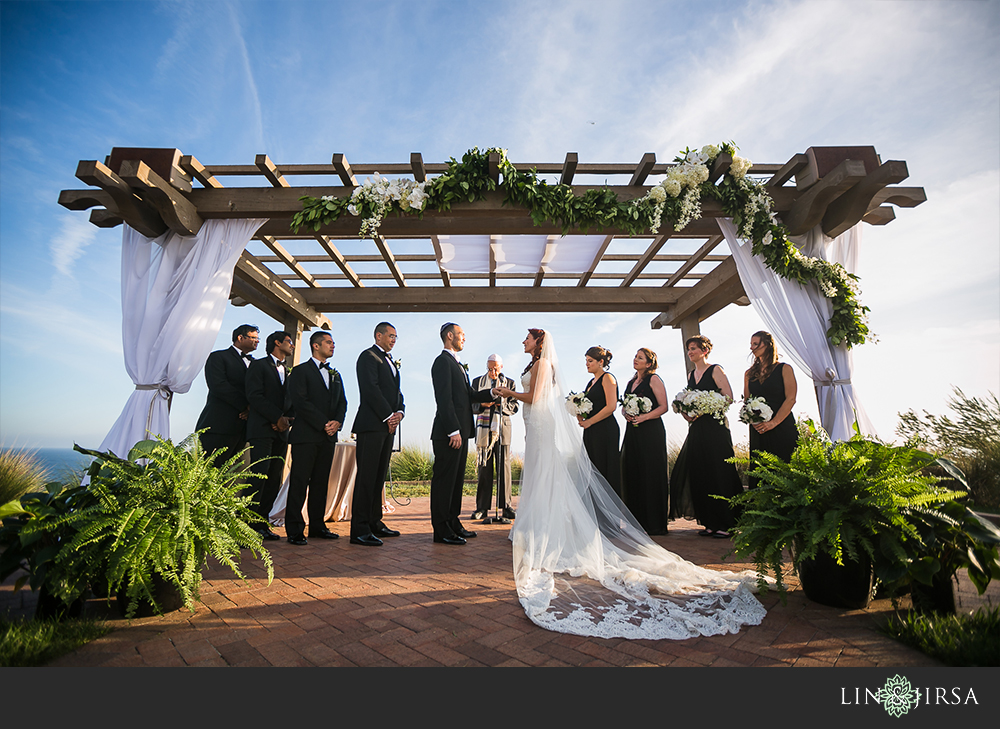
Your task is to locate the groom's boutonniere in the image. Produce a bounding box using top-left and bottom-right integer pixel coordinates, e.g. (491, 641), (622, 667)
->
(392, 357), (401, 370)
(460, 362), (469, 372)
(329, 368), (340, 382)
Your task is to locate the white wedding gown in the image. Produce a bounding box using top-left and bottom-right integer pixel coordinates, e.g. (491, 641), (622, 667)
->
(509, 332), (766, 639)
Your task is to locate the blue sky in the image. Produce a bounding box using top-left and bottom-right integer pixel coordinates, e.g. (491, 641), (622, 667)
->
(1, 0), (998, 453)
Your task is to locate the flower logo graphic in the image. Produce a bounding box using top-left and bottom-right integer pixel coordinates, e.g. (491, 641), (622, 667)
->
(879, 675), (919, 717)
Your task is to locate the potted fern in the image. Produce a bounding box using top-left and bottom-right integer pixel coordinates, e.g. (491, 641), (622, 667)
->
(729, 425), (966, 609)
(1, 434), (274, 619)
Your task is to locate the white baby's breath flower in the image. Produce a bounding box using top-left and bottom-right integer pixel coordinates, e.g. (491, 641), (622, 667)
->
(662, 178), (682, 197)
(701, 144), (720, 160)
(648, 185), (667, 203)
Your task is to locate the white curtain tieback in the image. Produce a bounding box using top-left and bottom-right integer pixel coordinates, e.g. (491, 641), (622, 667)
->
(813, 368), (851, 385)
(136, 384), (174, 435)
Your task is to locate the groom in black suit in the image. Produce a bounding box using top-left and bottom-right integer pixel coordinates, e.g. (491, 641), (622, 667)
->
(244, 330), (294, 541)
(197, 324), (259, 468)
(284, 330), (347, 546)
(350, 322), (404, 547)
(430, 322), (498, 545)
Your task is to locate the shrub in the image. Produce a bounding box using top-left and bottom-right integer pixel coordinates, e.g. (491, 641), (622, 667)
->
(389, 447), (434, 482)
(879, 606), (1000, 667)
(0, 449), (49, 508)
(897, 387), (1000, 510)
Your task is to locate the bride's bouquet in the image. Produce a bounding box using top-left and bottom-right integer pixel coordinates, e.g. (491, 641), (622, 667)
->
(565, 391), (593, 418)
(619, 393), (653, 426)
(739, 396), (773, 424)
(672, 388), (733, 425)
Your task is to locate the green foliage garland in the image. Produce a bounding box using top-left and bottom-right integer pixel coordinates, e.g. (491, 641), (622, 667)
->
(292, 142), (872, 347)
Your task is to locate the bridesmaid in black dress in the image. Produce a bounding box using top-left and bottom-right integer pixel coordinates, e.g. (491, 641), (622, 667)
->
(620, 348), (670, 535)
(577, 345), (621, 495)
(744, 331), (798, 488)
(668, 335), (743, 537)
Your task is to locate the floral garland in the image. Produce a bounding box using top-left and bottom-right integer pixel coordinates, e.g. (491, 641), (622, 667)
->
(291, 143), (871, 347)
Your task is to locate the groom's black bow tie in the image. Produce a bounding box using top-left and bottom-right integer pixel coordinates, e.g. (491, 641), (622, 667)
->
(319, 362), (331, 370)
(241, 353), (253, 361)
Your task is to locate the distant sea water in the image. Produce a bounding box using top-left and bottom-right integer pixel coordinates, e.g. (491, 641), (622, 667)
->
(2, 447), (93, 482)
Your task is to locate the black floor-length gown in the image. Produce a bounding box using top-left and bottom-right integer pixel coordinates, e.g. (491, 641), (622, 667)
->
(747, 363), (798, 489)
(582, 372), (622, 496)
(668, 365), (743, 532)
(620, 374), (669, 535)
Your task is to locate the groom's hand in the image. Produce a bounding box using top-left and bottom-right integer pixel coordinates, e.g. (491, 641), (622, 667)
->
(448, 434), (462, 449)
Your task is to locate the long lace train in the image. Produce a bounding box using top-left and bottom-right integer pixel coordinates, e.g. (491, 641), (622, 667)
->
(510, 332), (766, 639)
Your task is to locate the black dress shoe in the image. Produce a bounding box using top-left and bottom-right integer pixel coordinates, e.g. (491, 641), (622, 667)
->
(501, 507), (516, 520)
(433, 534), (467, 545)
(471, 510), (486, 520)
(454, 526), (477, 539)
(349, 534), (384, 547)
(372, 525), (400, 538)
(309, 528), (340, 540)
(287, 536), (308, 546)
(256, 527), (281, 541)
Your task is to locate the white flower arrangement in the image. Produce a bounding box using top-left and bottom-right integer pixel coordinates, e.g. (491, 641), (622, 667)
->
(672, 388), (733, 425)
(738, 396), (773, 424)
(348, 172), (428, 238)
(620, 393), (653, 426)
(565, 391), (594, 418)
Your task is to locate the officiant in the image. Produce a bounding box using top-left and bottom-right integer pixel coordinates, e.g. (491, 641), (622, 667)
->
(471, 354), (518, 521)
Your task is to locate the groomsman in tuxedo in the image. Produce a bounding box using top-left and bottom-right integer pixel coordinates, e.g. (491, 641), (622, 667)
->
(285, 331), (347, 546)
(429, 323), (499, 545)
(471, 354), (518, 521)
(350, 322), (404, 547)
(244, 330), (294, 542)
(197, 324), (259, 468)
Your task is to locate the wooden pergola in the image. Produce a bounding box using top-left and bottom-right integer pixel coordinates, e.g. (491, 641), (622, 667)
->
(59, 145), (925, 366)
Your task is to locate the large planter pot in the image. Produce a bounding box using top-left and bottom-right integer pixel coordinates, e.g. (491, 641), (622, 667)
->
(115, 574), (187, 618)
(35, 586), (84, 620)
(797, 550), (875, 609)
(910, 572), (956, 614)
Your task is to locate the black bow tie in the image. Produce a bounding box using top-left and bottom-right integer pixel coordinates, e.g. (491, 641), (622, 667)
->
(318, 362), (330, 370)
(242, 353), (253, 361)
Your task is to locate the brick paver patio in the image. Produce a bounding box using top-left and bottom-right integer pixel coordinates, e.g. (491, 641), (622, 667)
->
(3, 495), (995, 667)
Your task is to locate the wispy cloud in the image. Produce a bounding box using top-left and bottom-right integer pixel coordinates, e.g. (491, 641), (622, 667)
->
(226, 0), (265, 150)
(49, 214), (99, 278)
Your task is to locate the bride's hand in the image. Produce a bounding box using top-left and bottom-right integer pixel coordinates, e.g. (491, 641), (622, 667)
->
(495, 386), (514, 398)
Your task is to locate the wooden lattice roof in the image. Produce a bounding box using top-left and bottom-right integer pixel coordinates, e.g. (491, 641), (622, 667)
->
(59, 146), (925, 332)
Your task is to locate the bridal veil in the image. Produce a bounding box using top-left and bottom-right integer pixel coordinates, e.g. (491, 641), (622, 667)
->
(510, 330), (766, 639)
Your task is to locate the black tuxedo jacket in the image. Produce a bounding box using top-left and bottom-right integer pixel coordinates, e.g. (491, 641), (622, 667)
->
(351, 345), (404, 434)
(196, 347), (251, 436)
(245, 356), (290, 442)
(430, 352), (497, 440)
(287, 360), (348, 445)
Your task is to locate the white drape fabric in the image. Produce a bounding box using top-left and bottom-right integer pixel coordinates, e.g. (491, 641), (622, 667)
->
(97, 219), (267, 458)
(436, 234), (610, 273)
(720, 218), (876, 441)
(510, 331), (766, 639)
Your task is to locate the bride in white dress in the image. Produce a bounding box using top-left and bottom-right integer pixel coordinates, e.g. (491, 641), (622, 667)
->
(494, 329), (767, 640)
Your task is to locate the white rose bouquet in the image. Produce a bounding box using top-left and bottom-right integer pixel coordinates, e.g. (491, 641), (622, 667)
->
(619, 393), (653, 426)
(565, 392), (594, 418)
(672, 389), (733, 425)
(738, 396), (773, 424)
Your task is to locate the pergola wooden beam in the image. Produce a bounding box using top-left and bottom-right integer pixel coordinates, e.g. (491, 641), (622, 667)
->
(821, 160), (909, 237)
(179, 155), (223, 189)
(628, 153), (657, 186)
(533, 236), (559, 287)
(578, 234), (616, 287)
(374, 234), (406, 287)
(429, 235), (452, 286)
(312, 234), (363, 288)
(332, 153), (357, 187)
(255, 154), (289, 188)
(118, 159), (204, 235)
(74, 160), (167, 238)
(410, 153), (426, 182)
(766, 153), (809, 188)
(663, 235), (724, 288)
(301, 286), (685, 313)
(621, 231), (672, 287)
(258, 235), (318, 288)
(488, 235), (498, 287)
(560, 153), (578, 185)
(278, 271), (709, 282)
(650, 256), (743, 330)
(781, 158), (867, 235)
(234, 251), (330, 329)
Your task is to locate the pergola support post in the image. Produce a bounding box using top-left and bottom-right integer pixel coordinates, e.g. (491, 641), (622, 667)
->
(679, 314), (701, 375)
